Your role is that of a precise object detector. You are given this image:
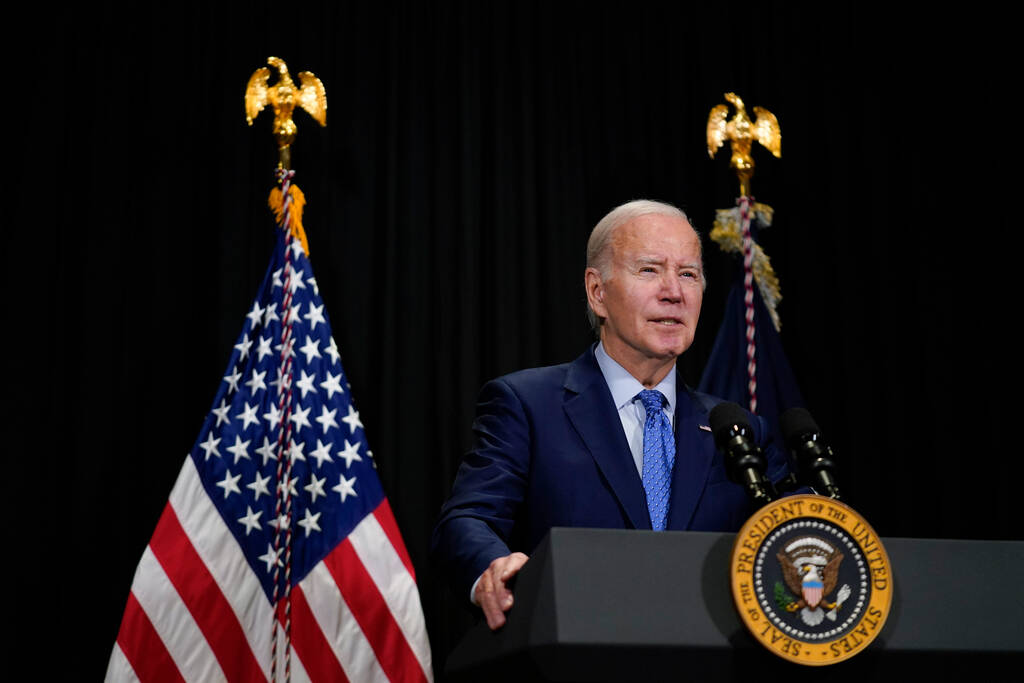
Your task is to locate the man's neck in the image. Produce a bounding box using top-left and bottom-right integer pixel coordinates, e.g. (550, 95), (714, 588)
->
(599, 337), (677, 389)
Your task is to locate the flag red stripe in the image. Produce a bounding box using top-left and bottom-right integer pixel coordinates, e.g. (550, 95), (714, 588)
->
(373, 499), (416, 580)
(149, 504), (266, 683)
(116, 591), (186, 683)
(324, 539), (429, 683)
(288, 585), (351, 683)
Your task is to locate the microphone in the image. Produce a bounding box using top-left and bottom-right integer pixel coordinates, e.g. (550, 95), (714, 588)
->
(780, 407), (842, 500)
(709, 402), (776, 506)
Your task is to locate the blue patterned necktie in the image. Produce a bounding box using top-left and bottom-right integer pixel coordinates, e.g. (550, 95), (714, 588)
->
(639, 389), (675, 531)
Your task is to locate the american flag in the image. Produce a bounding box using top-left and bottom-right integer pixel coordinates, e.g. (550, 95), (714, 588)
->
(106, 175), (433, 682)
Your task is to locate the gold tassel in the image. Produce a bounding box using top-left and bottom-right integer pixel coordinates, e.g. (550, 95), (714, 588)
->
(268, 184), (310, 256)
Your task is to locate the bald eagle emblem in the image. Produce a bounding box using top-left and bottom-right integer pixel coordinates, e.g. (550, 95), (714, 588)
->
(775, 536), (852, 626)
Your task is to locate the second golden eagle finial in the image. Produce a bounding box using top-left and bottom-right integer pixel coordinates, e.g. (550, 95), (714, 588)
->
(245, 56), (327, 169)
(707, 92), (780, 197)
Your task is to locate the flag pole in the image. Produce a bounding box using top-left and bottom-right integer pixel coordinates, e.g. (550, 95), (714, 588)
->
(245, 56), (327, 683)
(706, 92), (783, 413)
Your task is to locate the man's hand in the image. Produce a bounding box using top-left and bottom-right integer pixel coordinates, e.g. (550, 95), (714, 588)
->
(474, 552), (529, 630)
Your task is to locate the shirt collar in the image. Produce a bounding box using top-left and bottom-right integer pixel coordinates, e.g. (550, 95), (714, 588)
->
(594, 342), (677, 413)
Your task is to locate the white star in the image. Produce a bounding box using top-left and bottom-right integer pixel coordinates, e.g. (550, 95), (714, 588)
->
(297, 507), (321, 537)
(309, 439), (334, 468)
(237, 402), (261, 431)
(263, 304), (279, 327)
(305, 473), (327, 503)
(320, 371), (344, 399)
(211, 399), (231, 427)
(290, 404), (312, 433)
(283, 302), (301, 328)
(216, 469), (242, 498)
(270, 368), (290, 394)
(199, 432), (221, 460)
(226, 435), (251, 464)
(275, 336), (295, 360)
(315, 406), (338, 433)
(333, 474), (358, 503)
(259, 544), (282, 572)
(288, 438), (307, 463)
(268, 512), (290, 530)
(304, 302), (326, 331)
(285, 475), (299, 498)
(307, 275), (319, 296)
(237, 506), (262, 535)
(255, 436), (278, 465)
(248, 472), (271, 500)
(299, 336), (321, 364)
(263, 402), (283, 430)
(325, 337), (341, 365)
(223, 369), (241, 394)
(246, 302), (264, 328)
(289, 239), (305, 259)
(256, 335), (273, 362)
(338, 439), (362, 468)
(295, 370), (317, 398)
(245, 369), (267, 395)
(289, 267), (306, 293)
(341, 405), (363, 434)
(234, 336), (253, 361)
(272, 268), (284, 289)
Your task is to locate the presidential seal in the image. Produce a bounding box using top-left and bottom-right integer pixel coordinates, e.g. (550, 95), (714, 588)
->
(730, 494), (892, 665)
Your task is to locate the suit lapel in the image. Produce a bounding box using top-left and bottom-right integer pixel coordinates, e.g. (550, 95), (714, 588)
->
(667, 381), (717, 529)
(563, 347), (652, 530)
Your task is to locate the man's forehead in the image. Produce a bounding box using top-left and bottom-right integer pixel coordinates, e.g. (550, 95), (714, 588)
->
(612, 214), (700, 254)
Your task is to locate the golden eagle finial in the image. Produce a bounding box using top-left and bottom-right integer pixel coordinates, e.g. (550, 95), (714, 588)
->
(707, 92), (780, 197)
(245, 56), (327, 169)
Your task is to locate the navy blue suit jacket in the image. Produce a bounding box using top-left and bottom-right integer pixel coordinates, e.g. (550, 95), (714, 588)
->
(431, 345), (788, 600)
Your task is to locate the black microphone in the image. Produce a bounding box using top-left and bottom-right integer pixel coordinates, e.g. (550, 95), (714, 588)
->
(780, 407), (842, 500)
(709, 402), (776, 506)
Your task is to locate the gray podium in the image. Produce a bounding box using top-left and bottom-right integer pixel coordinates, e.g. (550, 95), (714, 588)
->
(444, 528), (1024, 681)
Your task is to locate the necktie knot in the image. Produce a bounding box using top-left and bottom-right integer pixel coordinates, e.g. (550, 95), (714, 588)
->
(638, 389), (666, 415)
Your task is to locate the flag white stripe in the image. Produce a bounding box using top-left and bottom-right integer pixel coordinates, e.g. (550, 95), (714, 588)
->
(131, 546), (227, 682)
(301, 562), (391, 683)
(169, 457), (274, 675)
(104, 643), (140, 683)
(349, 513), (433, 678)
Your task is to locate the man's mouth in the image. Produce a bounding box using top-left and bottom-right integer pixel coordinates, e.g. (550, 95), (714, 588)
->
(652, 318), (682, 325)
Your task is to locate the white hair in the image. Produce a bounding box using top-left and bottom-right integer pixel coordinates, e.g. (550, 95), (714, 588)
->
(584, 199), (704, 332)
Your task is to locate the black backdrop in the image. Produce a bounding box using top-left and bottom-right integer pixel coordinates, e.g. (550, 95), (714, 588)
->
(18, 2), (1017, 679)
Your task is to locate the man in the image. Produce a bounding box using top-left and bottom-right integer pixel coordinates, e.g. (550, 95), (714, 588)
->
(431, 199), (788, 630)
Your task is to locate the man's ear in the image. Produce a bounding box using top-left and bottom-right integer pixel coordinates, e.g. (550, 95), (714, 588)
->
(584, 267), (607, 319)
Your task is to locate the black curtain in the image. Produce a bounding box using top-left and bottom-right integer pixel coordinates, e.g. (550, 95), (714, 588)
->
(19, 2), (1015, 679)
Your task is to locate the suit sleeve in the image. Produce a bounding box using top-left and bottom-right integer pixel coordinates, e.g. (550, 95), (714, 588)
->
(430, 377), (532, 601)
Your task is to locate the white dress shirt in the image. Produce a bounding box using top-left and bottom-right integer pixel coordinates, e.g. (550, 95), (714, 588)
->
(594, 341), (677, 476)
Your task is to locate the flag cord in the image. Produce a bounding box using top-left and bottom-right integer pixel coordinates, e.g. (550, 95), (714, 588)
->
(739, 195), (758, 413)
(269, 167), (298, 683)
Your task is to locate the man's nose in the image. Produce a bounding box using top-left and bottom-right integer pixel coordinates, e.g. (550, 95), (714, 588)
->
(660, 273), (683, 302)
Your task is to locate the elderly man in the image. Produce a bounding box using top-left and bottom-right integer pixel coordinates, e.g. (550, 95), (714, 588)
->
(431, 199), (788, 629)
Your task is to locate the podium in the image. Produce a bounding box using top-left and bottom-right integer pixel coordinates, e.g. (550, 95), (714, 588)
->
(444, 528), (1024, 681)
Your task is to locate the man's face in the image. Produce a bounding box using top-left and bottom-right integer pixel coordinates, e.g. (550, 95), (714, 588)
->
(585, 213), (704, 379)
